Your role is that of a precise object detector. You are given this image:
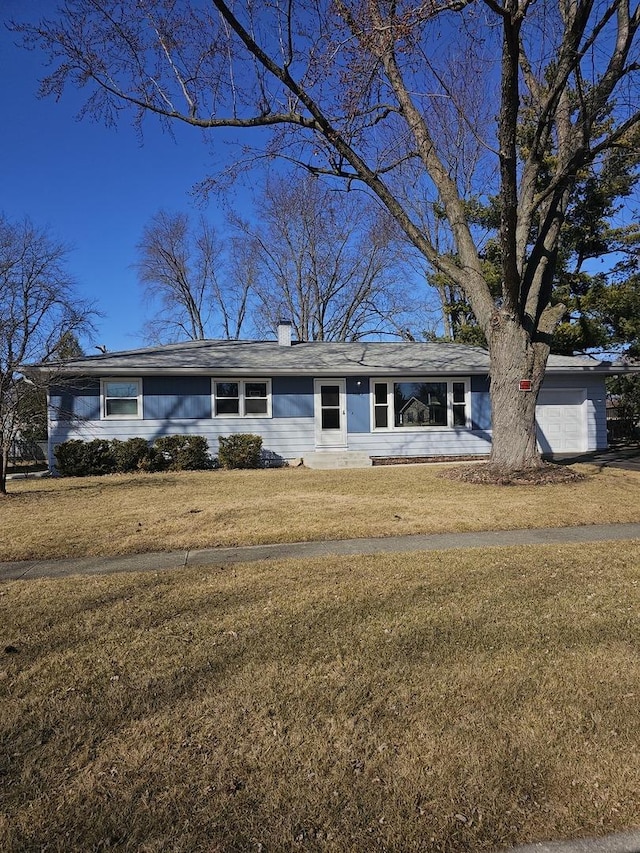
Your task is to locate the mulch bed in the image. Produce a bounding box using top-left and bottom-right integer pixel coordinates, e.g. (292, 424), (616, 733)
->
(441, 462), (586, 486)
(371, 455), (487, 466)
(371, 455), (585, 485)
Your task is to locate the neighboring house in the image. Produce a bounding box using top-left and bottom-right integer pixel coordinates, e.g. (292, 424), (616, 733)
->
(24, 324), (639, 468)
(398, 395), (447, 427)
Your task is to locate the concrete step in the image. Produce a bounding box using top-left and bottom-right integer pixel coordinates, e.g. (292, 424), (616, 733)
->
(302, 451), (372, 469)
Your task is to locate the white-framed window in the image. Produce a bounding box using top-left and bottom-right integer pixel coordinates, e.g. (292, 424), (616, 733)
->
(212, 379), (272, 418)
(101, 378), (142, 419)
(371, 378), (471, 429)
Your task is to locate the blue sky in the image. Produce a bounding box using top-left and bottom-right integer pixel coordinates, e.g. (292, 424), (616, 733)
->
(4, 4), (636, 359)
(1, 1), (242, 354)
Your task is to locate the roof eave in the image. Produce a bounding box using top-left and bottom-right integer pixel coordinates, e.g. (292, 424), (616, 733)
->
(545, 363), (640, 375)
(31, 365), (493, 377)
(26, 357), (638, 377)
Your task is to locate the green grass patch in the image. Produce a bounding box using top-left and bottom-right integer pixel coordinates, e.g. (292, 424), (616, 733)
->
(2, 542), (639, 851)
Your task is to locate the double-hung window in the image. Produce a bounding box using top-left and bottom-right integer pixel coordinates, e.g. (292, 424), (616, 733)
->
(101, 378), (142, 419)
(213, 379), (271, 417)
(372, 379), (470, 429)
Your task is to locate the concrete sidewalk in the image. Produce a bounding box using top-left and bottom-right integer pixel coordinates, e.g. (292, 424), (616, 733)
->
(2, 521), (640, 582)
(504, 828), (640, 852)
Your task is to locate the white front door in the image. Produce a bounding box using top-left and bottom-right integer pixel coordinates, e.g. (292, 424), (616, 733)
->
(314, 379), (347, 448)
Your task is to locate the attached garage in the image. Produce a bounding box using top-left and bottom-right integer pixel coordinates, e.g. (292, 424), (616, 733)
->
(536, 388), (587, 454)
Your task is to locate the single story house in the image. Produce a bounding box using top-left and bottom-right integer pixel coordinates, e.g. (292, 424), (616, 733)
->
(26, 324), (639, 468)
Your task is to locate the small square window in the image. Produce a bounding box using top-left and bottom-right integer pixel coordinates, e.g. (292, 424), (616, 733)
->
(245, 382), (267, 398)
(245, 398), (268, 415)
(216, 382), (239, 398)
(213, 379), (271, 418)
(102, 379), (141, 419)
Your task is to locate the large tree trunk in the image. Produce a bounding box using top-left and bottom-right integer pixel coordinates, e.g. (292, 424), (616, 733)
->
(487, 313), (549, 470)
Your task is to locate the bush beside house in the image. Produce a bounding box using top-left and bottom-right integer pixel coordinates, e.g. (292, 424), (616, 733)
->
(53, 434), (274, 477)
(54, 435), (214, 477)
(217, 434), (263, 469)
(111, 437), (160, 473)
(154, 435), (212, 471)
(54, 439), (117, 477)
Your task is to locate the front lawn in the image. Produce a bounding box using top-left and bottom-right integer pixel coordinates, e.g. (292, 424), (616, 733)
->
(1, 542), (639, 851)
(2, 463), (640, 562)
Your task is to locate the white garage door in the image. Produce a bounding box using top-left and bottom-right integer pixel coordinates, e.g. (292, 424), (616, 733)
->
(536, 389), (587, 454)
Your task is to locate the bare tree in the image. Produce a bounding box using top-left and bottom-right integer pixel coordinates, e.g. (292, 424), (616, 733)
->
(15, 0), (640, 472)
(137, 210), (216, 342)
(237, 174), (415, 341)
(136, 210), (255, 342)
(0, 215), (95, 495)
(221, 234), (260, 340)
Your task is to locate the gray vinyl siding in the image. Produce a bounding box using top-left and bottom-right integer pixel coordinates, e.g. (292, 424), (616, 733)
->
(143, 376), (211, 420)
(48, 414), (490, 461)
(347, 430), (492, 457)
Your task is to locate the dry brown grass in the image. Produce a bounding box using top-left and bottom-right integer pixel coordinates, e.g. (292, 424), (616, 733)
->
(1, 541), (639, 852)
(2, 464), (640, 562)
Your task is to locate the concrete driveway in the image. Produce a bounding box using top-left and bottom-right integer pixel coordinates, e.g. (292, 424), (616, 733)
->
(551, 444), (640, 472)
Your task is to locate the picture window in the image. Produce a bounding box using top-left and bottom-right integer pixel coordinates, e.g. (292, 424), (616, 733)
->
(372, 378), (470, 429)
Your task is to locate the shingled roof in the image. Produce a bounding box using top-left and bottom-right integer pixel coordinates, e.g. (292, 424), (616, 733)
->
(24, 338), (620, 378)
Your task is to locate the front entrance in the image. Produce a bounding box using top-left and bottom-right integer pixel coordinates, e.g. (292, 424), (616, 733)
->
(314, 379), (347, 448)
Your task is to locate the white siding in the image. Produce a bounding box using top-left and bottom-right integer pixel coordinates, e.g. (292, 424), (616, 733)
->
(49, 417), (316, 460)
(347, 430), (492, 457)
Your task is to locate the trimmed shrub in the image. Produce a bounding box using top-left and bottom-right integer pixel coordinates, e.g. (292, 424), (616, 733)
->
(85, 439), (117, 476)
(153, 434), (212, 471)
(54, 439), (116, 477)
(153, 435), (184, 469)
(218, 434), (263, 469)
(112, 438), (160, 473)
(54, 440), (87, 477)
(54, 434), (212, 477)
